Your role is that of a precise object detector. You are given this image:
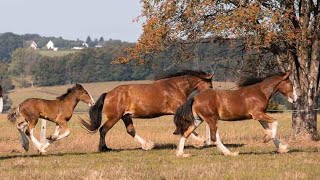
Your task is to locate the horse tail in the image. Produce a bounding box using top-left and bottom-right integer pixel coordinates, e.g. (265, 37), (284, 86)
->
(173, 97), (195, 135)
(7, 106), (20, 123)
(80, 93), (107, 133)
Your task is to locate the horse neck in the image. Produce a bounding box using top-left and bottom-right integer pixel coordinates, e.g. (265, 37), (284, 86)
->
(259, 77), (283, 99)
(60, 93), (79, 110)
(163, 76), (195, 97)
(175, 76), (198, 96)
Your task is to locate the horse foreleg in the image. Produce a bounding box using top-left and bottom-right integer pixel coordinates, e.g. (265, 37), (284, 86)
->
(47, 125), (60, 141)
(122, 115), (154, 150)
(17, 121), (29, 151)
(259, 120), (288, 153)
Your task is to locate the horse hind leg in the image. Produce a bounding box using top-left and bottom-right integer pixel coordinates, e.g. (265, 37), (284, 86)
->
(189, 116), (206, 148)
(28, 122), (46, 154)
(206, 119), (238, 156)
(176, 125), (196, 157)
(122, 114), (154, 151)
(17, 121), (29, 151)
(98, 117), (120, 152)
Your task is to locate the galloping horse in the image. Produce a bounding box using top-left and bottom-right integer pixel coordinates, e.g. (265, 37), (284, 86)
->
(174, 72), (297, 157)
(7, 84), (95, 153)
(80, 70), (213, 151)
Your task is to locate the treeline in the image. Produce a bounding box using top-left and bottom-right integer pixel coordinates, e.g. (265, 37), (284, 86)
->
(0, 32), (109, 61)
(10, 45), (153, 86)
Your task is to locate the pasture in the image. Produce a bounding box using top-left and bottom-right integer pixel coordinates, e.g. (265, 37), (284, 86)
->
(38, 50), (76, 57)
(1, 81), (320, 179)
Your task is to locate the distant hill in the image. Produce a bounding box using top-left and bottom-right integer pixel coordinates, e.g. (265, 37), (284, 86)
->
(0, 32), (125, 61)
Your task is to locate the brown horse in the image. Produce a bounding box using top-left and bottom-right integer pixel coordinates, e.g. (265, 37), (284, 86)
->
(80, 70), (213, 152)
(7, 84), (95, 153)
(173, 72), (297, 157)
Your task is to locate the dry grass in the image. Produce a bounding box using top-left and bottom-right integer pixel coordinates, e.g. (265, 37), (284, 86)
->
(0, 113), (319, 179)
(1, 81), (320, 179)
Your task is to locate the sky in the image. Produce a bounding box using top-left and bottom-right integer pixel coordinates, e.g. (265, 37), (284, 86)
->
(0, 0), (144, 42)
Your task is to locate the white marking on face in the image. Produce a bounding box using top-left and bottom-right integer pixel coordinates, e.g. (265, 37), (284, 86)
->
(287, 97), (293, 103)
(87, 91), (95, 106)
(0, 97), (3, 114)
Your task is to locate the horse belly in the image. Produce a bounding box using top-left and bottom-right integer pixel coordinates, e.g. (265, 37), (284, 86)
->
(218, 106), (251, 121)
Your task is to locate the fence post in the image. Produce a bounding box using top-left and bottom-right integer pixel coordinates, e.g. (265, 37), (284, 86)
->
(40, 119), (47, 145)
(205, 123), (212, 145)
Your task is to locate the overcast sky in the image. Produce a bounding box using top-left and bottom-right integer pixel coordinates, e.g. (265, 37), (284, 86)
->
(0, 0), (143, 42)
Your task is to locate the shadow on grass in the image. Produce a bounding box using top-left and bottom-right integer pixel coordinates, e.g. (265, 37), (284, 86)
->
(0, 151), (102, 160)
(239, 148), (320, 155)
(1, 146), (318, 160)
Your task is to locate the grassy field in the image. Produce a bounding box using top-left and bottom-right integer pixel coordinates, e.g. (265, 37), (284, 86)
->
(1, 81), (320, 179)
(38, 50), (76, 57)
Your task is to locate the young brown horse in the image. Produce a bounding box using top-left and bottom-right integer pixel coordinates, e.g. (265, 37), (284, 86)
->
(7, 84), (95, 153)
(174, 72), (297, 157)
(80, 70), (213, 152)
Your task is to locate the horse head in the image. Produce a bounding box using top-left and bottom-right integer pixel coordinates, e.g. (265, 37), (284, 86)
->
(74, 83), (95, 106)
(277, 72), (297, 103)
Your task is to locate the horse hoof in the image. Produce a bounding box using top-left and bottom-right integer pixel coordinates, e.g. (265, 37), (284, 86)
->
(278, 144), (289, 154)
(38, 149), (46, 154)
(99, 145), (112, 152)
(142, 141), (155, 151)
(176, 152), (191, 158)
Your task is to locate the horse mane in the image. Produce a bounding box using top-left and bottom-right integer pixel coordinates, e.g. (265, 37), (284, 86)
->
(154, 70), (211, 82)
(56, 86), (77, 100)
(237, 72), (284, 87)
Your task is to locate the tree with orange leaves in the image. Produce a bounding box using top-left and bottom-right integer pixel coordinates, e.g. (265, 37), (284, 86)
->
(124, 0), (320, 140)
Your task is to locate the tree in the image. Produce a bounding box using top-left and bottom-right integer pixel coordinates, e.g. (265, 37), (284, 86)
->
(0, 32), (23, 61)
(99, 37), (105, 43)
(86, 36), (93, 47)
(126, 1), (320, 139)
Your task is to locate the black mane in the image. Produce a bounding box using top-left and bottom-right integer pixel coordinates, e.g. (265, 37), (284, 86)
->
(56, 85), (78, 100)
(155, 70), (211, 82)
(237, 72), (284, 87)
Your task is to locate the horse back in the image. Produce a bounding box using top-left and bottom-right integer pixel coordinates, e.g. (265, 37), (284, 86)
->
(19, 98), (62, 120)
(194, 89), (263, 121)
(104, 83), (184, 118)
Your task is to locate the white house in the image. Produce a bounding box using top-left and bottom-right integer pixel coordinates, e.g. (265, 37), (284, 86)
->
(72, 42), (89, 50)
(46, 40), (55, 50)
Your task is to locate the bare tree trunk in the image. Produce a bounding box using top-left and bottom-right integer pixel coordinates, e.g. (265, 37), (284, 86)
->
(292, 95), (318, 139)
(290, 38), (319, 140)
